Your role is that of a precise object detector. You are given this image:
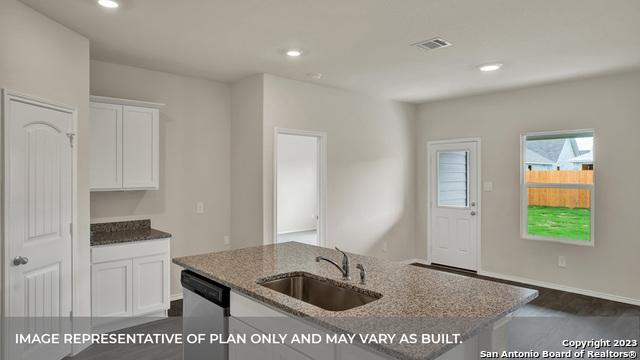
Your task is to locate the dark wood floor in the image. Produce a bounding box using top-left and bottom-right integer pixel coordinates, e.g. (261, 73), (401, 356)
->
(168, 299), (183, 317)
(411, 263), (640, 317)
(67, 265), (639, 359)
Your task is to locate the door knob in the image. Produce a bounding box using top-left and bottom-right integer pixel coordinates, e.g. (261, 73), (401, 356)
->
(470, 211), (477, 216)
(13, 256), (28, 266)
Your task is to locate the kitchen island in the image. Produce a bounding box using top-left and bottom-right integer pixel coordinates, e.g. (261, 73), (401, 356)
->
(173, 242), (537, 360)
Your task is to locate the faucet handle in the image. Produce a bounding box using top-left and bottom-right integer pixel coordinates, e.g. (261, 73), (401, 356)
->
(356, 263), (366, 284)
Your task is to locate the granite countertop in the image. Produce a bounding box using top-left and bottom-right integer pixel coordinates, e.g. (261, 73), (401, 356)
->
(173, 242), (537, 360)
(90, 219), (172, 246)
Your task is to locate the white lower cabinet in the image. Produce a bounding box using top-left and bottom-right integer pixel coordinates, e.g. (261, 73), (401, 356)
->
(91, 239), (170, 333)
(229, 317), (277, 360)
(132, 253), (170, 315)
(91, 259), (133, 318)
(229, 291), (391, 360)
(229, 317), (313, 360)
(229, 290), (495, 360)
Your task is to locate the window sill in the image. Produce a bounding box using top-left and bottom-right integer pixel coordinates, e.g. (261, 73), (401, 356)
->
(522, 234), (594, 247)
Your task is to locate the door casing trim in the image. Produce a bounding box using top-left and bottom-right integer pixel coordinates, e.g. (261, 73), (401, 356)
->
(426, 137), (482, 272)
(273, 128), (327, 248)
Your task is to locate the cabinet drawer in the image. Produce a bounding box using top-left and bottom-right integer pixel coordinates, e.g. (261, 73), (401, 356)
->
(91, 238), (170, 264)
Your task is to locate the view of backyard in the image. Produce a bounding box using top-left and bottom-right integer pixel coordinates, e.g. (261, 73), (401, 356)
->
(524, 135), (594, 242)
(527, 205), (591, 241)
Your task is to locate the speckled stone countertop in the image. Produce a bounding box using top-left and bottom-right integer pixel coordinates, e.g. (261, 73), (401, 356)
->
(90, 219), (171, 246)
(173, 242), (537, 360)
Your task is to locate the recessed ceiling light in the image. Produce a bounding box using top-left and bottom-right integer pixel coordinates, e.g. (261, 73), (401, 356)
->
(98, 0), (119, 9)
(478, 63), (503, 72)
(286, 50), (303, 57)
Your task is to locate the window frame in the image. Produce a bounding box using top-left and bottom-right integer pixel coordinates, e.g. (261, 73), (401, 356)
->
(520, 129), (595, 246)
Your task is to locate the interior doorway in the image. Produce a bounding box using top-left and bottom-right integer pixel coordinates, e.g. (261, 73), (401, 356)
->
(274, 129), (326, 247)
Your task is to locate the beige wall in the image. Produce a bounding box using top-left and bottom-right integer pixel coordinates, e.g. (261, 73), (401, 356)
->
(262, 75), (416, 260)
(89, 60), (231, 298)
(417, 70), (640, 302)
(230, 75), (264, 249)
(0, 0), (91, 321)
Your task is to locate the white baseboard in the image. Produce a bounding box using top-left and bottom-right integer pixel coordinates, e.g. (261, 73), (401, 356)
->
(400, 258), (640, 307)
(478, 270), (640, 307)
(170, 292), (183, 301)
(399, 258), (430, 265)
(277, 228), (317, 235)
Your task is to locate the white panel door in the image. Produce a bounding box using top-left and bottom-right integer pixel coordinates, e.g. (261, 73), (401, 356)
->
(91, 259), (133, 318)
(4, 95), (73, 360)
(122, 105), (159, 189)
(429, 141), (479, 271)
(132, 254), (169, 315)
(90, 102), (122, 190)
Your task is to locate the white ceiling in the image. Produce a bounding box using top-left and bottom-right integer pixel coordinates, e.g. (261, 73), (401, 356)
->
(21, 0), (640, 103)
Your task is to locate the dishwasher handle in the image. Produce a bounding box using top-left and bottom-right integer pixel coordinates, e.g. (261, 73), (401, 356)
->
(181, 270), (230, 308)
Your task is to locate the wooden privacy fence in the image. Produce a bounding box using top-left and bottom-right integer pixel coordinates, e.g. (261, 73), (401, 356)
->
(526, 170), (593, 209)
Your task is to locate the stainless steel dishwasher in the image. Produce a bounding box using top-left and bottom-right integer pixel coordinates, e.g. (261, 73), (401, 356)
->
(182, 270), (230, 360)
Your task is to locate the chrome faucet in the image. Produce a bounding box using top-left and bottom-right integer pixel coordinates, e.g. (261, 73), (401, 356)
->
(316, 247), (350, 280)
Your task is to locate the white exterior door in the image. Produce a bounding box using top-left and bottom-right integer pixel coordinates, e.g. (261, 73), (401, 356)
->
(4, 94), (73, 360)
(429, 140), (479, 271)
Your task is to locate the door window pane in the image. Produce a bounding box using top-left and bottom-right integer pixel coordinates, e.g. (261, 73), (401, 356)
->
(437, 151), (469, 208)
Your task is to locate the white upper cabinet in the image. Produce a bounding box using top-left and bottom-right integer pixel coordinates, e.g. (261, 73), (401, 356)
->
(90, 96), (163, 191)
(90, 102), (123, 189)
(122, 105), (159, 189)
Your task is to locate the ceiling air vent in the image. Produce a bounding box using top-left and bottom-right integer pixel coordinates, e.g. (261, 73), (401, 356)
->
(413, 37), (452, 51)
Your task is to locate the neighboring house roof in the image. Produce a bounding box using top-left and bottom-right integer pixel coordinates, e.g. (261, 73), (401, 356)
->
(527, 139), (567, 163)
(568, 151), (593, 163)
(526, 138), (582, 164)
(525, 148), (554, 165)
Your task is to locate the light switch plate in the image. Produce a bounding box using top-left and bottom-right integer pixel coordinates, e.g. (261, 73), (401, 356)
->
(483, 181), (493, 192)
(196, 202), (204, 214)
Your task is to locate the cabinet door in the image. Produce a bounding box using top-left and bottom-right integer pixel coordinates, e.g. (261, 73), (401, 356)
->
(90, 102), (122, 190)
(273, 345), (313, 360)
(122, 105), (159, 189)
(132, 254), (169, 315)
(337, 344), (391, 360)
(229, 318), (273, 360)
(91, 259), (133, 318)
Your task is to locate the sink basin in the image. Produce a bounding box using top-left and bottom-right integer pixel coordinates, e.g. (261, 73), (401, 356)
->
(257, 273), (381, 311)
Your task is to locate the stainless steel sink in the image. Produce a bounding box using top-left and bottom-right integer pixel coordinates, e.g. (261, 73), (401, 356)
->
(257, 273), (381, 311)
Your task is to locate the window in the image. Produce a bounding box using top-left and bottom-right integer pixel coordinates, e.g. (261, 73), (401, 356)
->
(437, 150), (469, 208)
(521, 130), (594, 245)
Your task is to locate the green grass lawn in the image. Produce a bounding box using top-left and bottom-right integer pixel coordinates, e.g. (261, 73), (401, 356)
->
(528, 206), (591, 241)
